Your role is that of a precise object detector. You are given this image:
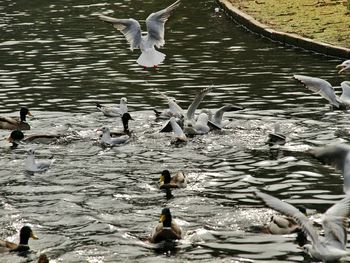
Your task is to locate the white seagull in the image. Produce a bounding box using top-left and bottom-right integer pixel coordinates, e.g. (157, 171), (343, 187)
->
(98, 0), (181, 67)
(337, 60), (350, 74)
(25, 149), (54, 173)
(293, 74), (350, 110)
(96, 97), (128, 117)
(99, 127), (130, 146)
(255, 191), (350, 262)
(203, 104), (243, 129)
(311, 143), (350, 194)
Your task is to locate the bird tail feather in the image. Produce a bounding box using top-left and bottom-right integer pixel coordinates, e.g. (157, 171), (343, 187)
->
(136, 49), (165, 67)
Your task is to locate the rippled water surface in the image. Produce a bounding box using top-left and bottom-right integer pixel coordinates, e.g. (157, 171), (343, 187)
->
(1, 0), (350, 262)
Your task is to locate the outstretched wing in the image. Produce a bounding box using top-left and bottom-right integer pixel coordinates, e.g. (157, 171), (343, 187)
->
(323, 195), (350, 249)
(255, 191), (319, 245)
(145, 0), (181, 48)
(99, 15), (142, 51)
(187, 87), (213, 121)
(311, 143), (350, 194)
(293, 74), (339, 107)
(213, 104), (243, 125)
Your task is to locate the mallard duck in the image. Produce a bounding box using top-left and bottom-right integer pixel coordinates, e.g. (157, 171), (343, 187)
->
(25, 149), (54, 173)
(7, 130), (63, 149)
(0, 226), (38, 253)
(266, 123), (286, 146)
(150, 208), (182, 243)
(96, 97), (128, 117)
(159, 170), (187, 189)
(0, 107), (32, 130)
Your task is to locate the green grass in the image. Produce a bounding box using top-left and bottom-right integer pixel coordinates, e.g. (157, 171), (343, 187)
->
(228, 0), (350, 48)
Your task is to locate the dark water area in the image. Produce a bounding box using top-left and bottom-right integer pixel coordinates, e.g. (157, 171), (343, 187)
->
(0, 0), (349, 262)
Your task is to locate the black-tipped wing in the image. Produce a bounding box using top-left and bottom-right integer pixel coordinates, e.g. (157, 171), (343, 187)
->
(255, 191), (319, 245)
(99, 15), (142, 51)
(293, 74), (339, 107)
(145, 0), (181, 48)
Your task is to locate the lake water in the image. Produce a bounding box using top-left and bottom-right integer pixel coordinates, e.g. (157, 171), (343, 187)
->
(0, 0), (349, 262)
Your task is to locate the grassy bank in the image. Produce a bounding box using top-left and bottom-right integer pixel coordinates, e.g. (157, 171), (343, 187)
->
(227, 0), (350, 48)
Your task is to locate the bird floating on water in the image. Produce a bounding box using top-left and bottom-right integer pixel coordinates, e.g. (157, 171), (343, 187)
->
(0, 226), (38, 253)
(25, 149), (54, 173)
(150, 208), (182, 243)
(98, 0), (181, 68)
(293, 74), (350, 110)
(255, 191), (350, 262)
(159, 170), (187, 189)
(0, 107), (32, 130)
(266, 123), (286, 146)
(96, 97), (128, 117)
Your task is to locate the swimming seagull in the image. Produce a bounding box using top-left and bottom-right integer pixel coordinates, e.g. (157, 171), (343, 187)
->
(98, 0), (181, 68)
(311, 143), (350, 194)
(25, 149), (54, 173)
(184, 112), (210, 135)
(293, 74), (350, 110)
(337, 60), (350, 74)
(255, 191), (350, 262)
(96, 97), (128, 117)
(98, 127), (130, 146)
(159, 87), (214, 132)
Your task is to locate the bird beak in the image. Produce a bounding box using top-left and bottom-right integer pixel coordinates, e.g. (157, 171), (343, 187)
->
(159, 214), (166, 223)
(159, 175), (164, 183)
(27, 111), (33, 117)
(6, 136), (13, 142)
(336, 64), (346, 74)
(30, 231), (39, 240)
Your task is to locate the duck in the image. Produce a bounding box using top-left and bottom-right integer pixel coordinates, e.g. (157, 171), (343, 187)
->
(150, 208), (182, 243)
(159, 170), (187, 189)
(25, 149), (54, 173)
(96, 97), (128, 117)
(0, 107), (32, 130)
(7, 130), (63, 149)
(266, 123), (286, 146)
(256, 191), (350, 262)
(0, 226), (38, 253)
(337, 59), (350, 74)
(293, 75), (350, 110)
(109, 112), (134, 137)
(98, 0), (181, 68)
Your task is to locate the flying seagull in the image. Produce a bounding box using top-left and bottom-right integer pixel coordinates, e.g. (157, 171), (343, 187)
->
(98, 0), (181, 67)
(256, 191), (350, 262)
(293, 74), (350, 110)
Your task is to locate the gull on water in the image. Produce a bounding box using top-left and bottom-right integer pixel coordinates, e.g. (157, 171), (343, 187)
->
(159, 87), (213, 133)
(98, 0), (181, 68)
(98, 127), (130, 147)
(202, 104), (243, 129)
(96, 97), (128, 117)
(25, 149), (54, 173)
(311, 143), (350, 194)
(337, 60), (350, 74)
(256, 191), (350, 262)
(293, 74), (350, 110)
